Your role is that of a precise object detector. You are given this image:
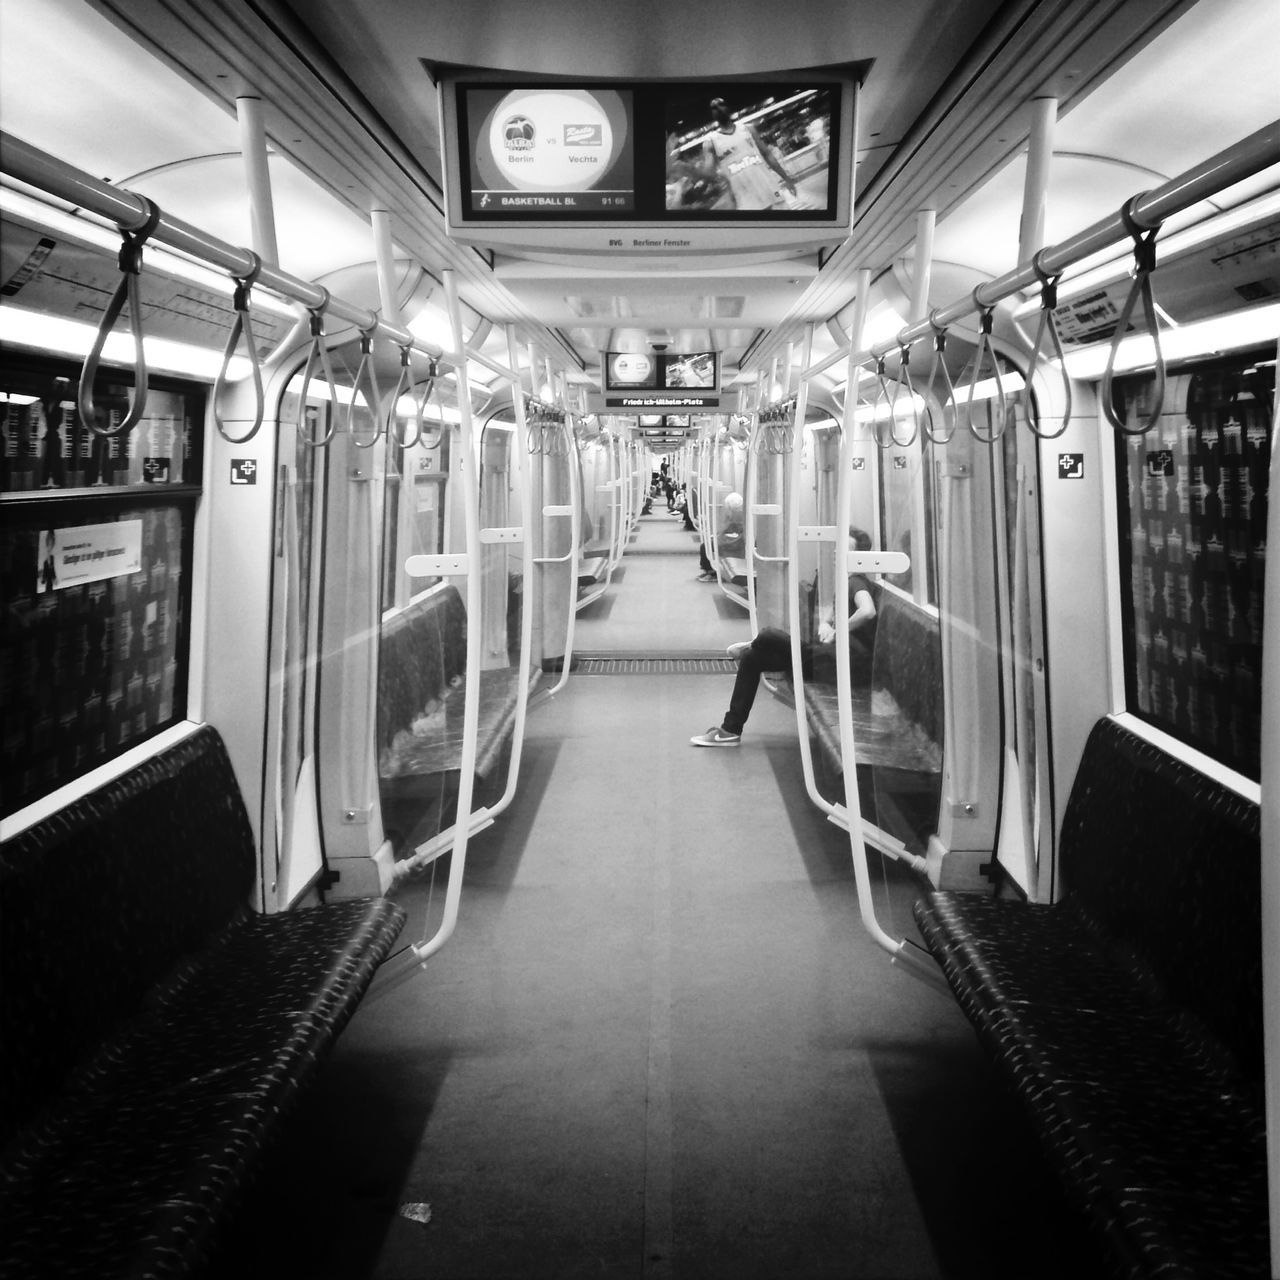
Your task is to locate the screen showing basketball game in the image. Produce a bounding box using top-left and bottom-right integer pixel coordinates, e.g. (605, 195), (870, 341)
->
(451, 78), (845, 223)
(603, 351), (719, 392)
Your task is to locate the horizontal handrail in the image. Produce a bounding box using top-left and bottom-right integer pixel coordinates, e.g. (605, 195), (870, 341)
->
(864, 119), (1280, 363)
(0, 130), (452, 368)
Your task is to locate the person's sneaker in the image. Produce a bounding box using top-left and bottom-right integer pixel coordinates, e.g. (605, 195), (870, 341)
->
(726, 640), (751, 662)
(697, 570), (717, 582)
(690, 726), (741, 747)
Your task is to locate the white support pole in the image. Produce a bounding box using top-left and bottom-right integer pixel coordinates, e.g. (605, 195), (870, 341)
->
(371, 208), (402, 328)
(1018, 97), (1057, 265)
(411, 269), (484, 962)
(236, 97), (279, 263)
(910, 209), (936, 326)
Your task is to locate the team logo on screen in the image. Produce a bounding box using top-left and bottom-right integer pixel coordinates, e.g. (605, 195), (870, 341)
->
(486, 89), (617, 193)
(503, 116), (536, 150)
(564, 124), (603, 146)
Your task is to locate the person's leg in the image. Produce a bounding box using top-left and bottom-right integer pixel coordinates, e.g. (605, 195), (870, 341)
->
(699, 543), (714, 576)
(723, 628), (791, 734)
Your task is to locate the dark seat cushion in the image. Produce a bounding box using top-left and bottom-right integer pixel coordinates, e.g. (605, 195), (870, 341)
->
(380, 666), (536, 784)
(912, 717), (1265, 1279)
(0, 725), (255, 1147)
(0, 724), (407, 1279)
(1, 896), (406, 1279)
(804, 682), (943, 774)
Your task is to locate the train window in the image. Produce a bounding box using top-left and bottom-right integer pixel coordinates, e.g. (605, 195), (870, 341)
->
(0, 354), (201, 815)
(381, 400), (450, 611)
(876, 434), (936, 605)
(1114, 348), (1272, 781)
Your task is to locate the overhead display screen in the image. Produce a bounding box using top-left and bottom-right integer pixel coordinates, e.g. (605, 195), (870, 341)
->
(445, 72), (855, 228)
(463, 86), (635, 214)
(603, 351), (719, 392)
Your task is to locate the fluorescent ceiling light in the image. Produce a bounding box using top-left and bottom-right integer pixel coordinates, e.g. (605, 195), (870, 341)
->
(1060, 301), (1280, 379)
(0, 186), (297, 319)
(0, 303), (253, 382)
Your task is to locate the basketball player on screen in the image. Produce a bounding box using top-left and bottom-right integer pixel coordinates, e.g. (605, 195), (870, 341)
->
(701, 97), (797, 210)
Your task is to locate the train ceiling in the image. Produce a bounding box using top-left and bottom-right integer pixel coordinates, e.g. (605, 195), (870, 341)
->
(2, 0), (1277, 402)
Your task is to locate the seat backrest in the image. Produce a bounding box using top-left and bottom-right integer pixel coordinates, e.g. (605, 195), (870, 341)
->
(375, 585), (468, 752)
(1060, 717), (1262, 1078)
(871, 590), (942, 744)
(0, 724), (255, 1146)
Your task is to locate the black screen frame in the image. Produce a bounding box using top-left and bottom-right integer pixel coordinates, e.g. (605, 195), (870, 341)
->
(430, 61), (866, 238)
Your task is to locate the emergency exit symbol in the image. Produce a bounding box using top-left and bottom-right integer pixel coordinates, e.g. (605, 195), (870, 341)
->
(231, 459), (258, 485)
(1058, 453), (1084, 480)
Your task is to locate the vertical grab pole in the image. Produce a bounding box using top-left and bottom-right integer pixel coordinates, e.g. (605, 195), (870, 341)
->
(910, 210), (936, 326)
(412, 269), (484, 962)
(784, 322), (833, 814)
(1018, 97), (1057, 264)
(1261, 334), (1280, 1280)
(236, 97), (279, 263)
(834, 270), (910, 960)
(371, 209), (402, 329)
(490, 323), (537, 818)
(1011, 94), (1058, 897)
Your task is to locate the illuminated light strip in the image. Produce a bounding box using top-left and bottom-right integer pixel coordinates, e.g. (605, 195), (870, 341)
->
(0, 186), (297, 319)
(1060, 301), (1280, 380)
(1017, 187), (1280, 315)
(0, 303), (253, 382)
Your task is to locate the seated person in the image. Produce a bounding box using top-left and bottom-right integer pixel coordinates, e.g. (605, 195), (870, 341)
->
(691, 528), (877, 746)
(697, 491), (745, 581)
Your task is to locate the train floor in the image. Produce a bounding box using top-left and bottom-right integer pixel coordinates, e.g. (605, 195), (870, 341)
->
(211, 512), (1096, 1279)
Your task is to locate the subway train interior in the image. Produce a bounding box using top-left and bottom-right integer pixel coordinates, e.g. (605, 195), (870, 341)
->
(1, 0), (1277, 1276)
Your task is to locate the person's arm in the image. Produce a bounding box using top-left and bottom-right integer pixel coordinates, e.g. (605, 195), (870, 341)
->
(751, 125), (795, 192)
(817, 588), (875, 643)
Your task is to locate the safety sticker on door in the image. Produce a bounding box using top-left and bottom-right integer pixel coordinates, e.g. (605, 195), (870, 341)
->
(1058, 453), (1084, 480)
(230, 459), (258, 485)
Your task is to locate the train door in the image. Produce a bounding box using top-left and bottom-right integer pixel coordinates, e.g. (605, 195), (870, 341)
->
(527, 403), (577, 684)
(262, 354), (331, 909)
(746, 405), (794, 634)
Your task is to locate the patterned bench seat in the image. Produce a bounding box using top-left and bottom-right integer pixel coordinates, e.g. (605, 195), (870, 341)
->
(804, 587), (943, 775)
(0, 725), (406, 1279)
(913, 717), (1266, 1278)
(376, 584), (534, 853)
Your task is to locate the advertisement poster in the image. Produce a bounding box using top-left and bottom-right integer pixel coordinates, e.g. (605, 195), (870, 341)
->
(40, 519), (143, 592)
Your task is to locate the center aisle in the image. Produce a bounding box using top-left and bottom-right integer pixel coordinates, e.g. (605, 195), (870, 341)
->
(573, 509), (748, 655)
(212, 510), (1094, 1279)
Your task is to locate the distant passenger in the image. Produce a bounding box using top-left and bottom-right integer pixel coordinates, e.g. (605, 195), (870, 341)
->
(691, 528), (877, 747)
(700, 98), (797, 211)
(698, 491), (744, 581)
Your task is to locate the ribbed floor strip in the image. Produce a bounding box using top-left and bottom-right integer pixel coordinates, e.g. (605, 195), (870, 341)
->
(575, 653), (736, 675)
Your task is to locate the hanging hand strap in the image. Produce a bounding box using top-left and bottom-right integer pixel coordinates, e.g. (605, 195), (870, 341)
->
(873, 355), (896, 449)
(387, 344), (421, 449)
(212, 249), (266, 444)
(349, 323), (385, 449)
(415, 360), (443, 451)
(966, 297), (1008, 444)
(1101, 195), (1167, 436)
(889, 345), (921, 448)
(296, 289), (339, 447)
(923, 314), (958, 445)
(1021, 249), (1073, 440)
(77, 197), (162, 437)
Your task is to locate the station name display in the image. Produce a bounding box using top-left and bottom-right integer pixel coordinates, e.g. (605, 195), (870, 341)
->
(444, 75), (848, 226)
(602, 351), (720, 408)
